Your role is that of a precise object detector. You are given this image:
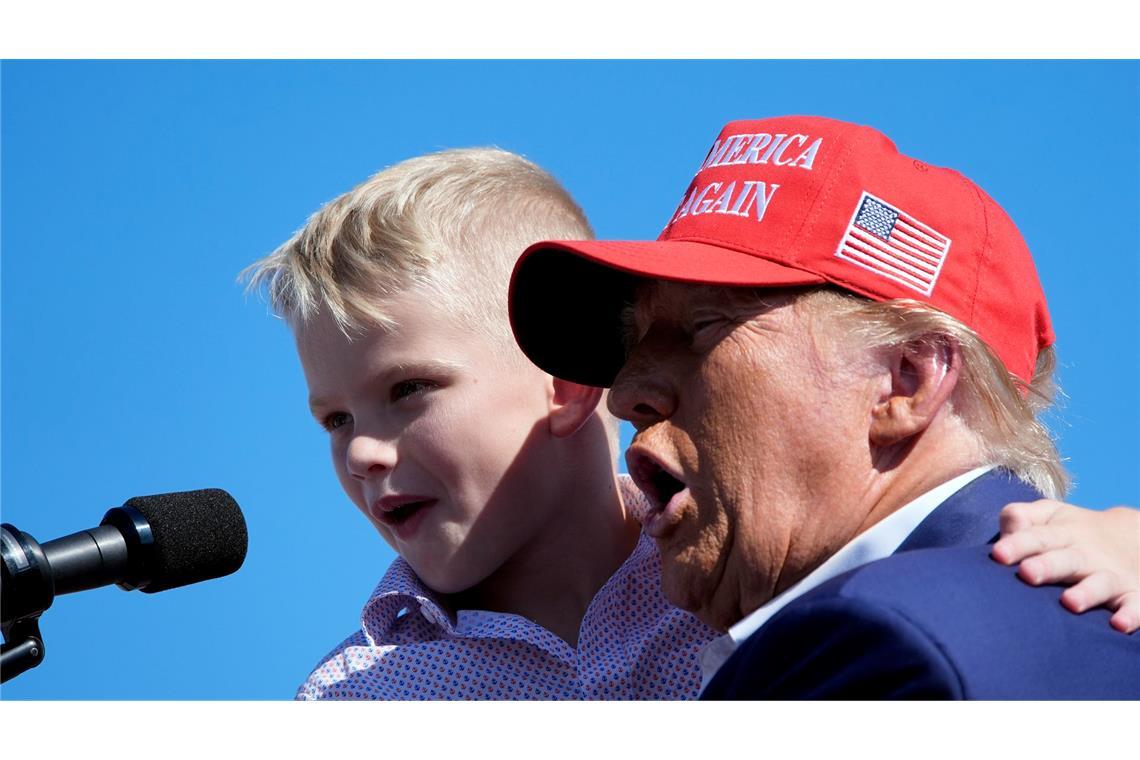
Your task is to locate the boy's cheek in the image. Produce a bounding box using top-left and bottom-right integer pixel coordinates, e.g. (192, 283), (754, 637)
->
(327, 439), (352, 487)
(329, 456), (367, 515)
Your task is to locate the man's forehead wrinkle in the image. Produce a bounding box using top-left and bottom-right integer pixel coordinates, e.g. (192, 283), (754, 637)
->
(632, 281), (720, 317)
(725, 286), (800, 314)
(623, 281), (778, 351)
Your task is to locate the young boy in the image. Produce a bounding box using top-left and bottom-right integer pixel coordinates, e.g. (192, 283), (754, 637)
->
(245, 148), (1138, 700)
(245, 149), (718, 699)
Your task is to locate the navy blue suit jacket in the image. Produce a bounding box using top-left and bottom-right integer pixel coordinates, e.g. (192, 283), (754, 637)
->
(702, 471), (1140, 699)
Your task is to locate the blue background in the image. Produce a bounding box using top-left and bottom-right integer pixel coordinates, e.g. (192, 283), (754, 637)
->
(2, 61), (1137, 699)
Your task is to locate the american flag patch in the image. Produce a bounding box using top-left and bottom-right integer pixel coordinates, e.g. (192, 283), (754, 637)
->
(835, 192), (951, 296)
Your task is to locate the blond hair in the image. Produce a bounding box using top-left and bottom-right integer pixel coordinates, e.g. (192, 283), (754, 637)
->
(801, 289), (1067, 498)
(242, 147), (593, 355)
(242, 147), (622, 452)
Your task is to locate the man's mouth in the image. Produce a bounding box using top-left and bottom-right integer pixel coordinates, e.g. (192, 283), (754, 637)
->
(626, 447), (690, 538)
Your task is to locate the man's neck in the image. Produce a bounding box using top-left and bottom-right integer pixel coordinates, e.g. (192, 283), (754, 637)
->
(699, 463), (995, 693)
(858, 418), (988, 536)
(740, 417), (988, 624)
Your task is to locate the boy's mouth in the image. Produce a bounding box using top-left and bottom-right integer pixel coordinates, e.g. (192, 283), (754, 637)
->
(371, 496), (437, 528)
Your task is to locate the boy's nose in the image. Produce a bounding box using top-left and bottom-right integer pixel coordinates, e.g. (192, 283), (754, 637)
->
(345, 434), (397, 480)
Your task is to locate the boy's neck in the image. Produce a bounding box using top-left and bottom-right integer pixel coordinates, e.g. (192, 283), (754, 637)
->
(446, 458), (639, 649)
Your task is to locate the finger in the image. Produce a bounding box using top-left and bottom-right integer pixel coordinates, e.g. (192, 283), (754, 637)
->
(999, 499), (1066, 536)
(991, 534), (1029, 565)
(992, 525), (1071, 566)
(1020, 548), (1088, 586)
(1058, 571), (1118, 612)
(1109, 592), (1140, 635)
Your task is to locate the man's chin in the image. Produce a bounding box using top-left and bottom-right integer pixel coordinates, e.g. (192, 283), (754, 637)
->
(660, 561), (735, 633)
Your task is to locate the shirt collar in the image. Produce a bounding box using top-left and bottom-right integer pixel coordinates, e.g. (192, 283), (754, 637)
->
(699, 464), (994, 691)
(359, 474), (650, 653)
(360, 555), (452, 643)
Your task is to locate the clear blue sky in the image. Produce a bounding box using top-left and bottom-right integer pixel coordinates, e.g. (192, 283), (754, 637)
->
(2, 60), (1137, 699)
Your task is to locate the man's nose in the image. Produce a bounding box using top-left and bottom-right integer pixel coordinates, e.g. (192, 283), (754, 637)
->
(345, 433), (397, 480)
(607, 335), (677, 430)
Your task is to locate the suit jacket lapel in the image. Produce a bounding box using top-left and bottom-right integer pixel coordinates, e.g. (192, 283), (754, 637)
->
(895, 469), (1044, 554)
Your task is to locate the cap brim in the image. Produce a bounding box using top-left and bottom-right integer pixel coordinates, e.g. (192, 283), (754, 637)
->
(509, 239), (827, 387)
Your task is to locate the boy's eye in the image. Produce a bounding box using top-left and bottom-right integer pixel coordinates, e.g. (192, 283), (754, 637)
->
(391, 379), (436, 402)
(323, 412), (351, 431)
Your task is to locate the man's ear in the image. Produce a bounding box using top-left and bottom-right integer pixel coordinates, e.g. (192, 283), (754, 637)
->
(869, 337), (962, 448)
(549, 377), (606, 438)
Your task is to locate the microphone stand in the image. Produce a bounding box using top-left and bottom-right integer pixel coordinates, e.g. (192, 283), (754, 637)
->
(1, 616), (46, 683)
(2, 522), (55, 683)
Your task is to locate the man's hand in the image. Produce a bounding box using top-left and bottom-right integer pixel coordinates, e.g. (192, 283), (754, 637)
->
(992, 500), (1140, 634)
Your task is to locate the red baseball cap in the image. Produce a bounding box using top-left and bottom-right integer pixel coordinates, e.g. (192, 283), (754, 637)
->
(509, 115), (1054, 387)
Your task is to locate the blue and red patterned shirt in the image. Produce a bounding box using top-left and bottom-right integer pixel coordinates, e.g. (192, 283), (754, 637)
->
(295, 476), (717, 700)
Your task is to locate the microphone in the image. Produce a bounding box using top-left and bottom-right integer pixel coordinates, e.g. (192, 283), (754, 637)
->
(1, 488), (247, 681)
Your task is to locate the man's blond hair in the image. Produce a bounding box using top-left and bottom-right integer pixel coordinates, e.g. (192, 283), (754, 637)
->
(802, 289), (1067, 499)
(243, 147), (593, 355)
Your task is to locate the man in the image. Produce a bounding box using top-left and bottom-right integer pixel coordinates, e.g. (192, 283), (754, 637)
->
(508, 115), (1139, 698)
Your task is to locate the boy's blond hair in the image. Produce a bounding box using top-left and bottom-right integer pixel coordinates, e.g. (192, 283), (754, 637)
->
(243, 147), (593, 354)
(243, 147), (620, 448)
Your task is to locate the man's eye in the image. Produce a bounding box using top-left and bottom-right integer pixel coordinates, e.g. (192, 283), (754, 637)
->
(391, 379), (435, 402)
(323, 412), (351, 431)
(691, 318), (724, 336)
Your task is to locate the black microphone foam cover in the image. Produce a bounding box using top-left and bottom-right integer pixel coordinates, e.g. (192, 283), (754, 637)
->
(121, 489), (248, 593)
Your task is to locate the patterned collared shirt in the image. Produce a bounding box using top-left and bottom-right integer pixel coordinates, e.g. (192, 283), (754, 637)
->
(296, 476), (717, 700)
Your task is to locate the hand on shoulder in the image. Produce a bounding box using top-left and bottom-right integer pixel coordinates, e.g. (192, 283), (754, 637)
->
(991, 500), (1140, 633)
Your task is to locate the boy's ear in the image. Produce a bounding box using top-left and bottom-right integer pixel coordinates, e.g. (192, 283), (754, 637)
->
(869, 337), (962, 448)
(548, 377), (605, 438)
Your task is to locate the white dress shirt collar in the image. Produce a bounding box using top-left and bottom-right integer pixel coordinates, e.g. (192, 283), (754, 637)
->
(698, 465), (994, 691)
